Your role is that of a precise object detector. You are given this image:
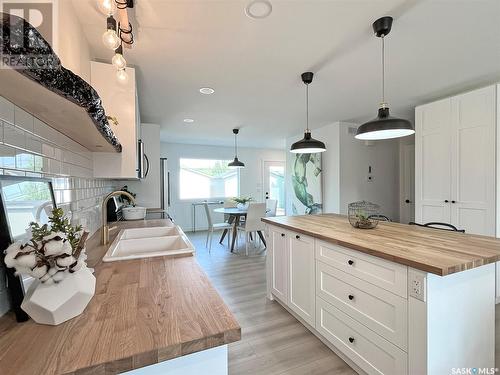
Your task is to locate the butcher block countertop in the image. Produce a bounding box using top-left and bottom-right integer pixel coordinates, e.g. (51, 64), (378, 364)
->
(262, 214), (500, 276)
(0, 219), (241, 375)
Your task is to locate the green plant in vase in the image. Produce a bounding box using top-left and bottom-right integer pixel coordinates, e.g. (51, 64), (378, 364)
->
(232, 196), (253, 209)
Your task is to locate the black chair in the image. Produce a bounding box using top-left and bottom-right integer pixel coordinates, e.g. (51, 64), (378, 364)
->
(409, 221), (465, 233)
(368, 214), (391, 222)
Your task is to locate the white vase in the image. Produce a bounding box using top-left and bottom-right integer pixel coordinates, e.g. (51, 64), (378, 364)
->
(21, 267), (96, 325)
(237, 203), (248, 210)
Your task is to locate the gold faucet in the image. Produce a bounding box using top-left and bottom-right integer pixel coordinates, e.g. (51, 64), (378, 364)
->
(101, 190), (136, 245)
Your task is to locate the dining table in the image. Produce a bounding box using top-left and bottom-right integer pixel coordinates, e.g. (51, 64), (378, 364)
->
(213, 207), (267, 252)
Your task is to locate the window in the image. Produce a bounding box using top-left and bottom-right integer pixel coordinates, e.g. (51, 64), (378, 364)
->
(179, 159), (239, 200)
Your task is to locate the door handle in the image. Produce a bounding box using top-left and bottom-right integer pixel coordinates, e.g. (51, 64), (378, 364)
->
(405, 199), (411, 203)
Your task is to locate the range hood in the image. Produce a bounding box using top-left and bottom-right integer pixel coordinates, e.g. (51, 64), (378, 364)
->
(0, 13), (121, 153)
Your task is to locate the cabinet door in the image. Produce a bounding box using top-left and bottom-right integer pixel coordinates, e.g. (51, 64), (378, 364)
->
(269, 227), (288, 302)
(415, 98), (452, 225)
(288, 232), (315, 327)
(450, 86), (496, 236)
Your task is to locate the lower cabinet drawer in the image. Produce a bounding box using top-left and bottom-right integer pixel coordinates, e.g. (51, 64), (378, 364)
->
(316, 261), (407, 350)
(316, 297), (408, 375)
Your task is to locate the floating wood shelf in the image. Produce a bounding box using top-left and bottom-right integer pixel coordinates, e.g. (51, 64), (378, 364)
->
(0, 12), (121, 153)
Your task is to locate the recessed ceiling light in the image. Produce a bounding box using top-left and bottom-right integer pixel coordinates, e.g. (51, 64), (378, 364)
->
(199, 87), (215, 95)
(245, 0), (272, 19)
(183, 118), (195, 123)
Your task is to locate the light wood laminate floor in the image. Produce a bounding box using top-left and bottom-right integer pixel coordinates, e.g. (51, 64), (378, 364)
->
(188, 231), (356, 375)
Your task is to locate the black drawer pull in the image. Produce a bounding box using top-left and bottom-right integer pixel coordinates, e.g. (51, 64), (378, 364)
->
(347, 259), (354, 266)
(296, 235), (300, 239)
(451, 200), (456, 204)
(348, 337), (355, 343)
(348, 294), (354, 300)
(281, 233), (285, 237)
(444, 200), (449, 203)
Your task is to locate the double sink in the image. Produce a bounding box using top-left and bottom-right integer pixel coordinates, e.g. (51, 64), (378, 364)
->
(103, 223), (195, 262)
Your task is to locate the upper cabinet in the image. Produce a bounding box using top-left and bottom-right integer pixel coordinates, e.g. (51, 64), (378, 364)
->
(91, 62), (140, 179)
(415, 85), (497, 236)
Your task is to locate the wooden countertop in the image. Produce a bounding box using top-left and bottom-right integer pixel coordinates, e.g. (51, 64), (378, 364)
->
(262, 214), (500, 276)
(0, 219), (241, 375)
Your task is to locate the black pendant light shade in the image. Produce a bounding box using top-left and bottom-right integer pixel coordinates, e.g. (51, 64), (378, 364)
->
(228, 128), (245, 168)
(355, 107), (414, 140)
(290, 131), (326, 153)
(290, 72), (326, 154)
(355, 16), (414, 141)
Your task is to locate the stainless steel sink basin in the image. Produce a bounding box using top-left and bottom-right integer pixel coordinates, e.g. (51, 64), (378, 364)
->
(102, 226), (195, 262)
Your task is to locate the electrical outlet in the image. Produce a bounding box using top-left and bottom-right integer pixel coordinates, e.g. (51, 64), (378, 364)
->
(409, 270), (426, 302)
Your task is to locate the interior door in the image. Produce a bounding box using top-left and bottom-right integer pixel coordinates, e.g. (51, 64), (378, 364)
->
(415, 98), (452, 224)
(450, 86), (496, 236)
(263, 161), (285, 216)
(400, 144), (415, 224)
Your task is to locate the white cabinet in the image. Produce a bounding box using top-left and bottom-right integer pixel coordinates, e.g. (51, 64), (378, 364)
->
(288, 232), (315, 327)
(415, 85), (496, 236)
(91, 62), (139, 179)
(268, 227), (288, 302)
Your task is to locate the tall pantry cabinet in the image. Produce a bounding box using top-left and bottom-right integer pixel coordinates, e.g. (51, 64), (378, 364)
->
(415, 85), (497, 237)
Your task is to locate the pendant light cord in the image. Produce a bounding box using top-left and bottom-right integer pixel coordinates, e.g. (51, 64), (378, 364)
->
(381, 36), (386, 106)
(234, 132), (238, 158)
(306, 83), (310, 132)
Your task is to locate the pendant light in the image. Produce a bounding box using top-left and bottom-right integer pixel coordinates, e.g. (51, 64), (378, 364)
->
(228, 129), (245, 168)
(102, 15), (121, 50)
(290, 72), (326, 153)
(112, 44), (127, 70)
(355, 16), (414, 140)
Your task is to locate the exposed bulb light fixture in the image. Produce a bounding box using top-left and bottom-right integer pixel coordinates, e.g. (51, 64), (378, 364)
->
(290, 72), (326, 154)
(355, 16), (414, 141)
(199, 87), (215, 95)
(102, 16), (120, 50)
(228, 128), (245, 168)
(112, 44), (127, 70)
(116, 68), (129, 84)
(98, 0), (116, 16)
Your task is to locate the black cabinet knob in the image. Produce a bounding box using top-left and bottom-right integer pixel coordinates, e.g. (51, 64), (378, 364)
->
(451, 200), (456, 204)
(348, 337), (355, 343)
(281, 233), (285, 237)
(348, 260), (354, 266)
(296, 235), (300, 239)
(405, 199), (411, 203)
(444, 200), (449, 203)
(348, 294), (354, 300)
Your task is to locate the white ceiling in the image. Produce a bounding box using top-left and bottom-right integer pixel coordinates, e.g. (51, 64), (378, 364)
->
(73, 0), (500, 149)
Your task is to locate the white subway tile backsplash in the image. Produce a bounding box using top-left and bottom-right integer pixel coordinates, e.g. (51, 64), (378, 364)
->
(0, 96), (14, 124)
(14, 107), (34, 133)
(3, 122), (25, 149)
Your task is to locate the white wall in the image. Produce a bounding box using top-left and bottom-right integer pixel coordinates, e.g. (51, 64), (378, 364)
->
(338, 123), (400, 221)
(160, 142), (285, 231)
(286, 121), (400, 221)
(57, 1), (91, 82)
(121, 124), (161, 208)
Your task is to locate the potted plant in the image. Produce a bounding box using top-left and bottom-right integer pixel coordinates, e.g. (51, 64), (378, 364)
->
(232, 196), (254, 210)
(3, 208), (95, 325)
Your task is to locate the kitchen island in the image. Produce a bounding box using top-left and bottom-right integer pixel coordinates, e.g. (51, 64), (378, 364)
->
(262, 214), (500, 375)
(0, 219), (240, 375)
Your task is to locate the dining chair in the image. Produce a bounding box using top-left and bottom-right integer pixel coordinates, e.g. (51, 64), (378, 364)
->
(237, 203), (266, 256)
(203, 203), (233, 253)
(409, 221), (465, 233)
(266, 199), (278, 217)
